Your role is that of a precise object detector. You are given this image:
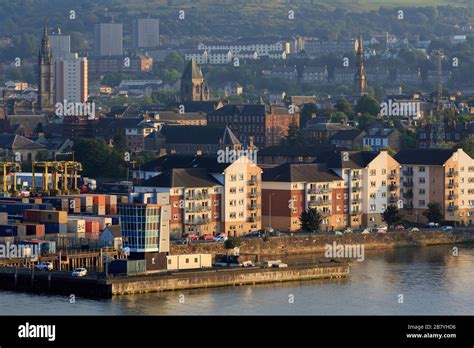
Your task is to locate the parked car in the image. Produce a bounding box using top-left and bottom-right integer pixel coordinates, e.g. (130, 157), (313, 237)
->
(35, 262), (53, 271)
(270, 230), (288, 237)
(215, 233), (227, 238)
(361, 229), (371, 235)
(408, 227), (420, 233)
(394, 224), (405, 231)
(440, 226), (453, 231)
(426, 222), (439, 228)
(213, 235), (228, 242)
(72, 268), (87, 277)
(334, 230), (343, 236)
(199, 235), (214, 240)
(244, 232), (264, 238)
(174, 238), (188, 244)
(184, 234), (199, 241)
(343, 227), (353, 234)
(377, 225), (388, 231)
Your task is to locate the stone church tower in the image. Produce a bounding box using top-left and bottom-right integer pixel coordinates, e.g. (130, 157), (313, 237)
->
(354, 33), (368, 98)
(180, 58), (209, 102)
(38, 25), (55, 111)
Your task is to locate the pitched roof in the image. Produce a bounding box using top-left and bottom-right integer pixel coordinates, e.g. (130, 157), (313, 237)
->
(394, 149), (455, 165)
(140, 154), (229, 173)
(104, 225), (122, 238)
(263, 163), (341, 182)
(330, 129), (365, 141)
(208, 104), (267, 117)
(182, 59), (203, 80)
(142, 168), (221, 188)
(157, 125), (240, 145)
(314, 150), (379, 169)
(0, 133), (46, 150)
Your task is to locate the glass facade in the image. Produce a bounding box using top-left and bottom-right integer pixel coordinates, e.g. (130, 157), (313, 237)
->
(119, 204), (161, 252)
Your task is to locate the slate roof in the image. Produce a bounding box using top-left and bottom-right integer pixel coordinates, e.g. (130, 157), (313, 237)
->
(182, 59), (204, 80)
(330, 129), (366, 141)
(313, 150), (379, 169)
(0, 133), (46, 150)
(155, 125), (240, 145)
(208, 104), (267, 117)
(263, 163), (340, 182)
(394, 149), (455, 165)
(140, 154), (229, 173)
(142, 168), (221, 188)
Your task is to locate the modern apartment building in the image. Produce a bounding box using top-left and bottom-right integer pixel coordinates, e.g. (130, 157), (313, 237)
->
(49, 27), (71, 60)
(262, 163), (345, 232)
(54, 53), (88, 104)
(134, 155), (262, 238)
(93, 23), (123, 56)
(315, 150), (401, 228)
(132, 18), (160, 48)
(395, 148), (474, 226)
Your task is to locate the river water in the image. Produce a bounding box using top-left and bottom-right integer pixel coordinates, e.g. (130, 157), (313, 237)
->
(1, 244), (473, 315)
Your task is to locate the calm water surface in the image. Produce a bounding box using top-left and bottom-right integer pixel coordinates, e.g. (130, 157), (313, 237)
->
(1, 244), (473, 315)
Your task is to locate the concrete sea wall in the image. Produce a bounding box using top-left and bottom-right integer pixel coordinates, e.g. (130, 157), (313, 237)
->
(110, 263), (349, 295)
(171, 230), (474, 257)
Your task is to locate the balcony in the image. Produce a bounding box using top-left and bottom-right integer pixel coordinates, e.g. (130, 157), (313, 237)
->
(447, 171), (458, 177)
(308, 187), (330, 194)
(247, 216), (261, 222)
(447, 183), (457, 189)
(248, 203), (261, 210)
(186, 218), (210, 225)
(320, 210), (331, 217)
(402, 170), (413, 176)
(247, 191), (259, 198)
(186, 193), (211, 201)
(403, 182), (413, 188)
(308, 200), (331, 207)
(389, 196), (399, 203)
(352, 186), (361, 193)
(351, 210), (360, 216)
(352, 176), (361, 181)
(447, 194), (458, 201)
(403, 192), (413, 198)
(352, 198), (361, 204)
(389, 184), (397, 191)
(248, 178), (259, 185)
(187, 205), (211, 213)
(448, 205), (458, 211)
(388, 173), (397, 180)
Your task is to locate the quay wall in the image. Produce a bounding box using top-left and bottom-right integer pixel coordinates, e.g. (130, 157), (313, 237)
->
(110, 263), (349, 295)
(171, 230), (474, 257)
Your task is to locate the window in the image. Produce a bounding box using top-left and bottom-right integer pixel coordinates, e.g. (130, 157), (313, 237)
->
(186, 258), (189, 263)
(194, 258), (198, 263)
(173, 214), (178, 220)
(419, 189), (425, 195)
(419, 167), (425, 172)
(419, 178), (425, 184)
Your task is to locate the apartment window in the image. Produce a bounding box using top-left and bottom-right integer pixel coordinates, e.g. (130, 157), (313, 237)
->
(337, 194), (342, 199)
(370, 193), (376, 199)
(230, 212), (236, 219)
(370, 205), (376, 211)
(230, 200), (236, 206)
(419, 167), (425, 172)
(230, 175), (237, 182)
(419, 178), (425, 184)
(337, 205), (341, 211)
(419, 200), (425, 206)
(214, 200), (219, 206)
(239, 187), (244, 193)
(382, 181), (386, 186)
(173, 202), (179, 208)
(292, 207), (297, 213)
(214, 212), (219, 219)
(239, 199), (244, 205)
(370, 169), (376, 176)
(382, 169), (387, 175)
(370, 181), (376, 188)
(173, 214), (178, 220)
(239, 212), (244, 218)
(230, 187), (237, 194)
(381, 192), (386, 198)
(382, 204), (387, 210)
(239, 174), (244, 180)
(419, 189), (425, 195)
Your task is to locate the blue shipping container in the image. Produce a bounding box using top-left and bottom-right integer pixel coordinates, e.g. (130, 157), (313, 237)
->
(44, 222), (67, 234)
(0, 224), (18, 236)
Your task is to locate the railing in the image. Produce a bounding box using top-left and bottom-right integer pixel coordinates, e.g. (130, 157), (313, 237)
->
(448, 205), (458, 211)
(389, 184), (397, 191)
(186, 194), (211, 201)
(247, 192), (259, 198)
(247, 204), (261, 210)
(308, 200), (331, 207)
(403, 182), (413, 187)
(186, 205), (211, 212)
(308, 187), (330, 194)
(447, 194), (458, 200)
(352, 186), (361, 193)
(248, 178), (260, 185)
(447, 171), (458, 177)
(186, 218), (210, 225)
(402, 170), (413, 176)
(388, 173), (397, 179)
(351, 210), (360, 215)
(351, 198), (361, 204)
(389, 196), (399, 203)
(352, 176), (360, 181)
(403, 192), (413, 198)
(247, 216), (261, 222)
(447, 183), (457, 189)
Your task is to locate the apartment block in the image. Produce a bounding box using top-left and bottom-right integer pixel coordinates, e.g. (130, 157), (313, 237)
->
(134, 155), (262, 238)
(395, 148), (474, 226)
(262, 163), (345, 232)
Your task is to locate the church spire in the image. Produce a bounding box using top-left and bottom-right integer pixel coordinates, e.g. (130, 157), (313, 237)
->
(354, 33), (368, 97)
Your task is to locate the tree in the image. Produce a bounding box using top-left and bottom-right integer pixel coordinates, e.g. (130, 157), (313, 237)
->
(355, 95), (380, 116)
(224, 237), (241, 249)
(423, 202), (444, 224)
(453, 139), (474, 158)
(335, 97), (352, 116)
(357, 112), (376, 131)
(282, 115), (300, 147)
(299, 103), (317, 127)
(299, 208), (322, 233)
(382, 206), (402, 227)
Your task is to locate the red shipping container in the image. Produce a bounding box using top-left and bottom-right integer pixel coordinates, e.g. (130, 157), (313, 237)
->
(85, 221), (100, 233)
(24, 210), (43, 222)
(25, 223), (45, 238)
(106, 205), (118, 215)
(93, 195), (106, 206)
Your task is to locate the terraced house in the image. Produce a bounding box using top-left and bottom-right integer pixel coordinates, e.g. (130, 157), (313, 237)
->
(395, 148), (474, 226)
